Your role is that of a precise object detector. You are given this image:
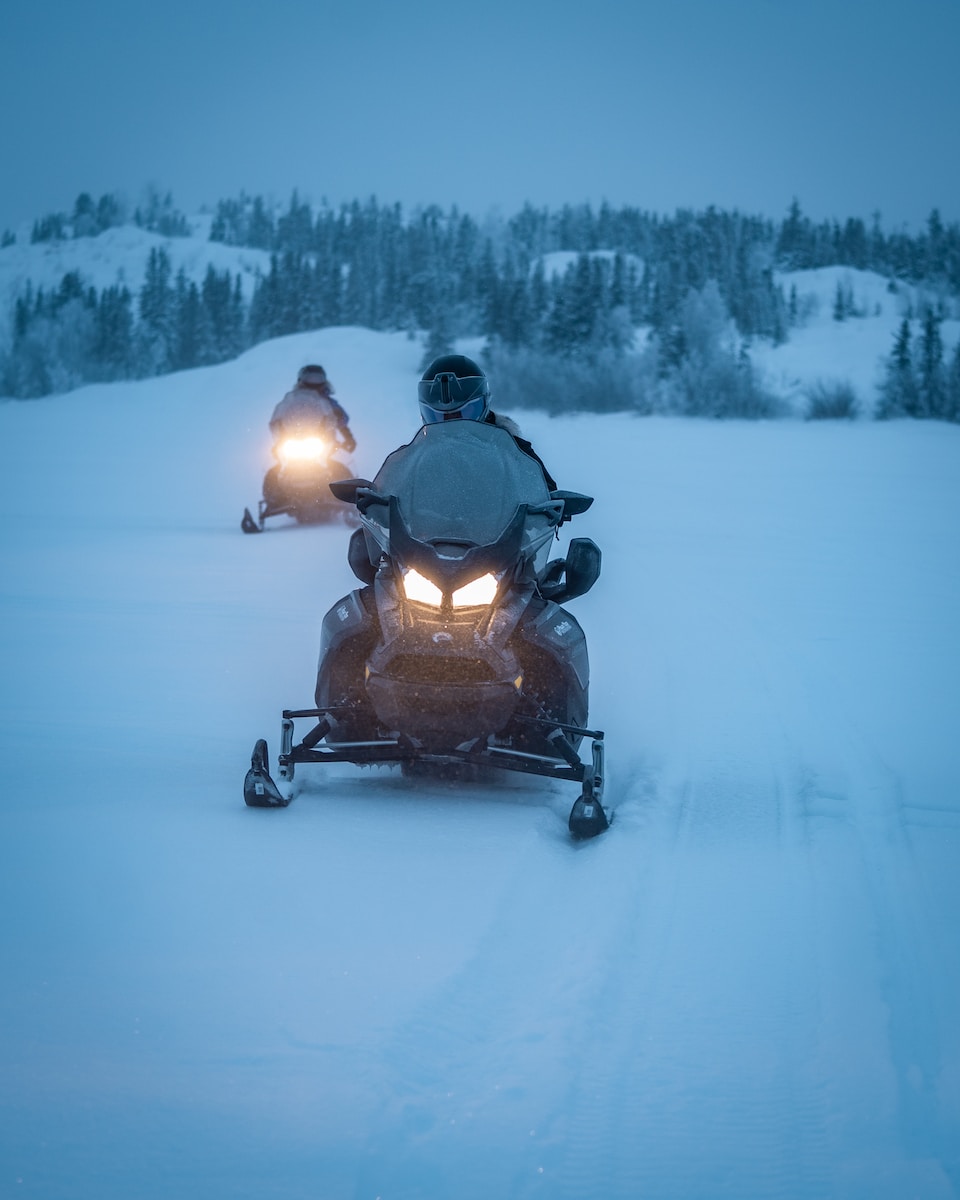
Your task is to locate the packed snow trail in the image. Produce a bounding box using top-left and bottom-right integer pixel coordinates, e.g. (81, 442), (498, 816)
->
(1, 329), (959, 1198)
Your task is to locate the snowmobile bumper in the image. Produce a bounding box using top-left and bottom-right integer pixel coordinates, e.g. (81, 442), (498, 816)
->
(243, 708), (609, 837)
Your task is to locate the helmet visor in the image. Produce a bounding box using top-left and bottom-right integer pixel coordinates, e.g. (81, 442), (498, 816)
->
(417, 372), (488, 422)
(419, 393), (489, 424)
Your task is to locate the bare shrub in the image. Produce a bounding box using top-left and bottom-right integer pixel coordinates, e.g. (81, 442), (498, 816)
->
(804, 380), (860, 420)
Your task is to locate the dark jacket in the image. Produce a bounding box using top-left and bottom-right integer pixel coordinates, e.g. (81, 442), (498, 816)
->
(484, 411), (557, 491)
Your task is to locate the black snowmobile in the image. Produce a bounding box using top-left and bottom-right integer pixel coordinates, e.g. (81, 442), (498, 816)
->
(243, 419), (609, 838)
(241, 421), (356, 533)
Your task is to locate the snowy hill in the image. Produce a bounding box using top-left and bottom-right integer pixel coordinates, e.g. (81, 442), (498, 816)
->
(4, 221), (958, 416)
(0, 219), (270, 343)
(1, 325), (959, 1198)
(752, 266), (959, 415)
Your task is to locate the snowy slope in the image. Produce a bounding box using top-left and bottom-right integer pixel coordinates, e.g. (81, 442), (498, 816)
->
(0, 221), (271, 342)
(1, 329), (959, 1199)
(753, 266), (960, 415)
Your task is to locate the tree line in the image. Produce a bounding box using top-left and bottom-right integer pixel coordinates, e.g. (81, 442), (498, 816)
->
(2, 253), (244, 398)
(2, 190), (958, 420)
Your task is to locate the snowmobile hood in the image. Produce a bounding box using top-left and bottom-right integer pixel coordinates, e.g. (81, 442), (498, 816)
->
(387, 494), (529, 590)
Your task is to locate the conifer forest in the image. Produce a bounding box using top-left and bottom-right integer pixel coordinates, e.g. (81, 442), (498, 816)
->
(3, 191), (959, 420)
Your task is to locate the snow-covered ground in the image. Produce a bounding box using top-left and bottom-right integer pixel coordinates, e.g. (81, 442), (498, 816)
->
(1, 327), (959, 1199)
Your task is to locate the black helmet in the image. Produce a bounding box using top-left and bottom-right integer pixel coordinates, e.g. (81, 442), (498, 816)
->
(418, 355), (490, 424)
(297, 364), (329, 391)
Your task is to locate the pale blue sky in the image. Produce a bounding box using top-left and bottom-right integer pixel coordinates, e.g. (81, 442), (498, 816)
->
(2, 0), (958, 234)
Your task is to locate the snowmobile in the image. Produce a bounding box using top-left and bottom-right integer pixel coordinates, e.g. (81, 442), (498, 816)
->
(243, 419), (609, 838)
(241, 422), (356, 533)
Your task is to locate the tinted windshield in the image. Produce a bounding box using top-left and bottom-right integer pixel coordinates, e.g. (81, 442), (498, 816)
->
(372, 421), (552, 547)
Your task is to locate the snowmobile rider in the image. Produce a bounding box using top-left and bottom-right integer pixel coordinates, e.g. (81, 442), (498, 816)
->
(269, 364), (356, 454)
(341, 353), (593, 596)
(417, 354), (557, 490)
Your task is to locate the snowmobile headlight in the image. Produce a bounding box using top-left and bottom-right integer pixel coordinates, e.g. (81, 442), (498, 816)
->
(402, 568), (443, 607)
(278, 436), (327, 464)
(451, 572), (499, 608)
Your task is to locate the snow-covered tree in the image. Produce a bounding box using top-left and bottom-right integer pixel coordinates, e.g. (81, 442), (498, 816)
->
(877, 319), (919, 419)
(917, 308), (946, 418)
(137, 246), (176, 373)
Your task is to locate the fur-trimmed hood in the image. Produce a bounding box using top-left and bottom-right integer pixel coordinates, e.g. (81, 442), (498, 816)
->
(488, 411), (523, 438)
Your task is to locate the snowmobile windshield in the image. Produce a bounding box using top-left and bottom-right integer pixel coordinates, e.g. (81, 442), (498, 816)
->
(368, 421), (557, 557)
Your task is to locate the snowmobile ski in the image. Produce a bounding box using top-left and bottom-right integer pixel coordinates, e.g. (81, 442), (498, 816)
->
(241, 507), (262, 534)
(243, 738), (289, 806)
(568, 793), (610, 839)
(567, 731), (609, 838)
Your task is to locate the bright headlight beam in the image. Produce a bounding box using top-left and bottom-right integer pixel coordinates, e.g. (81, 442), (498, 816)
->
(279, 436), (327, 463)
(402, 568), (443, 607)
(451, 572), (498, 607)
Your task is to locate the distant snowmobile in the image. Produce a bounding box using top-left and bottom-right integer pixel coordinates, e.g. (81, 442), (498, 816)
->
(241, 421), (356, 532)
(243, 419), (609, 838)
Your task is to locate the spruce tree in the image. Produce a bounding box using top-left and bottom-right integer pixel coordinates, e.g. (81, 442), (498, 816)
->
(96, 193), (122, 233)
(833, 281), (847, 321)
(917, 308), (946, 418)
(247, 197), (275, 250)
(877, 319), (918, 418)
(946, 340), (960, 422)
(91, 285), (134, 378)
(72, 193), (97, 237)
(138, 246), (176, 373)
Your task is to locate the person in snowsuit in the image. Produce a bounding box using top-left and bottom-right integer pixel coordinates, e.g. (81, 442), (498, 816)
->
(269, 363), (355, 452)
(416, 354), (557, 490)
(262, 364), (356, 510)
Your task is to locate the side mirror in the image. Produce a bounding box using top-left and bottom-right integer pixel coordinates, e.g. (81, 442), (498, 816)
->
(542, 538), (601, 603)
(563, 538), (601, 600)
(549, 490), (594, 523)
(329, 478), (373, 504)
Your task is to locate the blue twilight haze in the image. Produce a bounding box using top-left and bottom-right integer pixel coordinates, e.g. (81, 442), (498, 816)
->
(2, 0), (958, 234)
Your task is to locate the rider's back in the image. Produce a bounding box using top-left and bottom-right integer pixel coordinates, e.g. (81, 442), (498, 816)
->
(270, 387), (338, 437)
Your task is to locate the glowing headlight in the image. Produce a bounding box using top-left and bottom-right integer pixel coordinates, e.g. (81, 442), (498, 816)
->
(402, 568), (443, 607)
(401, 569), (499, 608)
(278, 436), (327, 464)
(451, 572), (499, 608)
